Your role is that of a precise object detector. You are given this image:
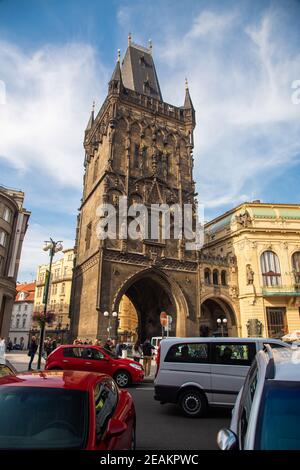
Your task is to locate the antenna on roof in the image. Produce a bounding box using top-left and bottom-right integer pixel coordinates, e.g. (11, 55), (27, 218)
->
(128, 32), (132, 46)
(185, 77), (189, 90)
(117, 48), (121, 62)
(149, 39), (152, 54)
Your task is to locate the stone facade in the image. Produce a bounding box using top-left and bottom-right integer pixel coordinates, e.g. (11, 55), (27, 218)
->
(33, 248), (74, 341)
(0, 185), (30, 339)
(70, 39), (239, 342)
(204, 202), (300, 338)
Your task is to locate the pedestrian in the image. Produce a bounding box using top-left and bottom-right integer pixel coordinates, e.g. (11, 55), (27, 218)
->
(0, 337), (6, 362)
(116, 341), (126, 357)
(28, 336), (38, 371)
(142, 337), (155, 377)
(103, 339), (112, 352)
(132, 340), (142, 363)
(7, 338), (13, 352)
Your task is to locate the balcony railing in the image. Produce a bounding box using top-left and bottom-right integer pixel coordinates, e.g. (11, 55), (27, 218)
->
(262, 285), (300, 296)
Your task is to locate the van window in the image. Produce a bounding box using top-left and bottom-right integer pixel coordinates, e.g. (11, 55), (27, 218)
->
(212, 343), (256, 366)
(165, 343), (209, 363)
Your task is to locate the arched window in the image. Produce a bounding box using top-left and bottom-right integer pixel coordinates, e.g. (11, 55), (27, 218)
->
(292, 252), (300, 284)
(204, 268), (211, 285)
(213, 269), (219, 285)
(260, 251), (281, 286)
(221, 270), (227, 286)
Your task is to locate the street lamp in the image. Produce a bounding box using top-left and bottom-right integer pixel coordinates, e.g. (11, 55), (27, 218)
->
(37, 238), (63, 369)
(103, 310), (118, 339)
(217, 317), (228, 337)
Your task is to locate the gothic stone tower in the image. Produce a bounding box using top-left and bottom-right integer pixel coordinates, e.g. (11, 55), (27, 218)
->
(70, 38), (200, 341)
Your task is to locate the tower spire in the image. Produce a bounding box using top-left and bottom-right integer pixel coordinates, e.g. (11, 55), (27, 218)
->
(108, 49), (123, 94)
(184, 77), (194, 110)
(85, 101), (95, 133)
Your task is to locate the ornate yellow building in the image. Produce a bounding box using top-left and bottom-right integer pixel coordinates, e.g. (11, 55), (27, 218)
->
(204, 202), (300, 338)
(33, 248), (74, 340)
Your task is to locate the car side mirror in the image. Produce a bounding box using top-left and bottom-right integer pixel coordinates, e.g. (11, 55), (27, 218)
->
(217, 428), (238, 450)
(106, 418), (127, 438)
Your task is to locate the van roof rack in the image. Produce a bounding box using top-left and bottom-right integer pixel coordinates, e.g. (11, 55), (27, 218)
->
(264, 344), (275, 379)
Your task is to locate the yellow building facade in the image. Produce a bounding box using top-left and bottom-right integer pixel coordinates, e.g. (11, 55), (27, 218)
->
(204, 202), (300, 338)
(33, 248), (74, 337)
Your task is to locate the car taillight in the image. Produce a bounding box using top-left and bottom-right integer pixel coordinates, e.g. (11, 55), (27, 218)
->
(155, 345), (161, 378)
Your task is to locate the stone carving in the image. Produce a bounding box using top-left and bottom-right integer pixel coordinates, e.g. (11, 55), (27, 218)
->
(246, 319), (263, 337)
(246, 264), (255, 285)
(236, 210), (252, 228)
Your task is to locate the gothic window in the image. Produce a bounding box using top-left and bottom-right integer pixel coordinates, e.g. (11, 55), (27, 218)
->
(133, 144), (139, 168)
(85, 222), (92, 250)
(213, 269), (219, 285)
(260, 251), (281, 286)
(204, 268), (211, 285)
(221, 270), (227, 286)
(22, 317), (26, 328)
(292, 252), (300, 283)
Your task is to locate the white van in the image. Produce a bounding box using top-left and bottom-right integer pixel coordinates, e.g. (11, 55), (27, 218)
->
(154, 337), (288, 417)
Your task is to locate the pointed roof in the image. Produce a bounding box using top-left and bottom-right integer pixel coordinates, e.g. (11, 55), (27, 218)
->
(109, 49), (123, 84)
(85, 102), (95, 132)
(121, 39), (163, 101)
(184, 78), (194, 110)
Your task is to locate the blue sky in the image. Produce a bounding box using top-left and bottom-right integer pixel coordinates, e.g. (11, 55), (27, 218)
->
(0, 0), (300, 281)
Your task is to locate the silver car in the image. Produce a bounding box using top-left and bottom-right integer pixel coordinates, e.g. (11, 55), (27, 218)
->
(218, 346), (300, 449)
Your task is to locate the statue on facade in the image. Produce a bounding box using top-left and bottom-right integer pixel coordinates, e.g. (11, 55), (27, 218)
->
(246, 264), (255, 285)
(246, 319), (263, 337)
(236, 210), (252, 228)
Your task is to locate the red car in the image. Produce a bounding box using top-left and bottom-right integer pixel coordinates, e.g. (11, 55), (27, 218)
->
(45, 344), (144, 388)
(0, 371), (136, 450)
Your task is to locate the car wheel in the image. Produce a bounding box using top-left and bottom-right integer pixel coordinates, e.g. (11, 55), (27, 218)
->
(114, 370), (131, 388)
(179, 388), (208, 418)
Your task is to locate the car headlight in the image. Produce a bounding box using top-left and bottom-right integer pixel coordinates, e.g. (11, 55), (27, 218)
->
(129, 363), (143, 371)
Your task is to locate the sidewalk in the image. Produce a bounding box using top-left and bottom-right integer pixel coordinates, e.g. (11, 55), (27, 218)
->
(6, 351), (45, 372)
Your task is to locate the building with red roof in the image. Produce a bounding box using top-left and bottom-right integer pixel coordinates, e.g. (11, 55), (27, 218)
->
(9, 281), (35, 349)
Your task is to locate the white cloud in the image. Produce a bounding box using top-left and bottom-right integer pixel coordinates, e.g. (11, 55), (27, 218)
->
(0, 40), (108, 187)
(154, 8), (300, 213)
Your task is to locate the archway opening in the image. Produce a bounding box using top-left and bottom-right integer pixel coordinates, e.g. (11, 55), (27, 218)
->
(117, 275), (177, 342)
(200, 298), (237, 337)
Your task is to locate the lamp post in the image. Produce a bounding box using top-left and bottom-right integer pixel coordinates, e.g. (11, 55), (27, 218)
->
(103, 310), (118, 339)
(37, 238), (63, 369)
(217, 317), (228, 337)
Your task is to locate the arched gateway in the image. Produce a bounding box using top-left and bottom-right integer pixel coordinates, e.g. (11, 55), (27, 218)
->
(112, 268), (189, 341)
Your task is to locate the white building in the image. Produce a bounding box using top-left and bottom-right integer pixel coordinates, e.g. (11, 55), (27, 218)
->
(9, 282), (35, 349)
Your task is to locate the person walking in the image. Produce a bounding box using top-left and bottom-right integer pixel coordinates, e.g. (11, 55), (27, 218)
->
(28, 336), (38, 371)
(0, 337), (6, 362)
(132, 340), (142, 363)
(142, 337), (155, 377)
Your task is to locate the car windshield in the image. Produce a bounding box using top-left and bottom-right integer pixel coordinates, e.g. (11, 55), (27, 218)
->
(0, 386), (89, 449)
(256, 381), (300, 450)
